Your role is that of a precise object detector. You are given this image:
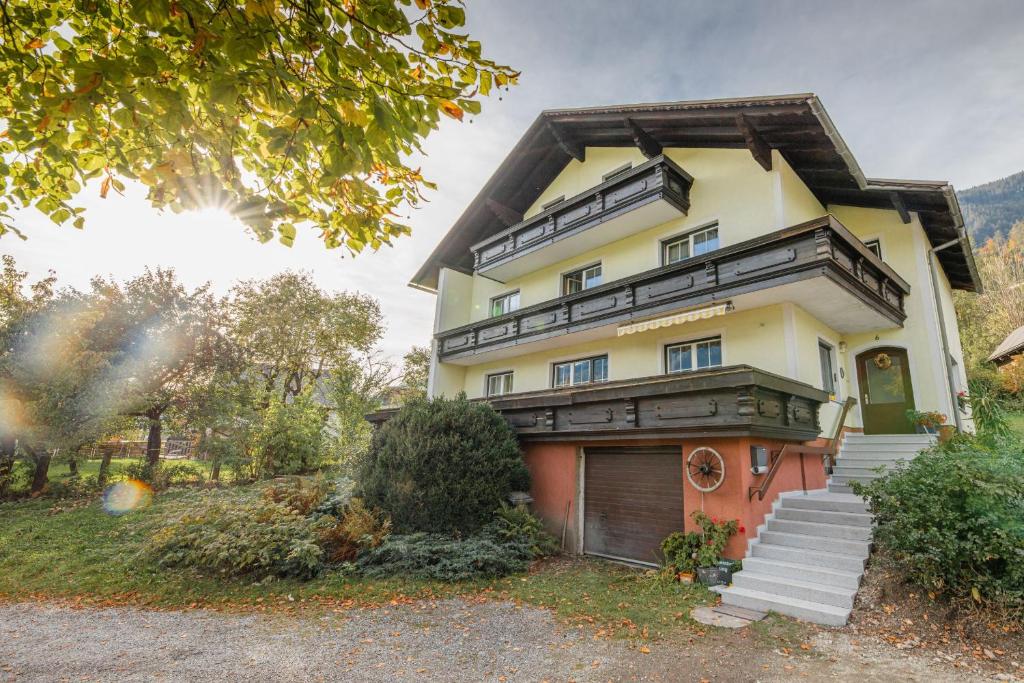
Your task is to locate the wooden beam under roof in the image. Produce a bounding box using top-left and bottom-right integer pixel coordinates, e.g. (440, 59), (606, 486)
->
(735, 113), (773, 171)
(484, 198), (523, 228)
(623, 117), (662, 159)
(546, 122), (585, 162)
(889, 191), (912, 224)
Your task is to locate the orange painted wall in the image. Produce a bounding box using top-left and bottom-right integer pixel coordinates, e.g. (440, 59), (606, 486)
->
(524, 436), (829, 561)
(522, 443), (579, 552)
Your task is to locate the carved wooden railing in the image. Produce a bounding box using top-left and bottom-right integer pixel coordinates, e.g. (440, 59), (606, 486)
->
(439, 216), (910, 361)
(748, 396), (857, 501)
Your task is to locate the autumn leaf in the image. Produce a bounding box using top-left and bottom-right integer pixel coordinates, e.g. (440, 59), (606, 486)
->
(414, 0), (429, 8)
(100, 176), (111, 199)
(639, 645), (650, 654)
(439, 100), (463, 121)
(75, 73), (102, 95)
(25, 37), (45, 49)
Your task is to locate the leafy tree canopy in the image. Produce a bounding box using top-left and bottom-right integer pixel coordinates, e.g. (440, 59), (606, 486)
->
(0, 0), (516, 250)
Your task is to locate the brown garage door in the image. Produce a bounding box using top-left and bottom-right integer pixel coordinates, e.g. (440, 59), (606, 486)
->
(583, 446), (684, 566)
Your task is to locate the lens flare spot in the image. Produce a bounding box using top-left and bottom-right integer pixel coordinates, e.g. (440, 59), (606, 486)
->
(103, 480), (153, 515)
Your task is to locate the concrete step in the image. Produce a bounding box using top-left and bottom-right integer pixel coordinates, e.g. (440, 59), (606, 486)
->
(780, 493), (867, 514)
(833, 458), (910, 469)
(714, 585), (851, 627)
(830, 474), (879, 487)
(842, 434), (934, 445)
(838, 447), (924, 459)
(739, 556), (862, 590)
(731, 571), (857, 608)
(774, 506), (873, 527)
(751, 542), (866, 573)
(766, 518), (872, 541)
(759, 530), (870, 558)
(833, 466), (896, 478)
(828, 482), (854, 494)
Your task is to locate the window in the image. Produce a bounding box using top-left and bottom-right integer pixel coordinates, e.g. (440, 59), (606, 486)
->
(486, 372), (514, 397)
(818, 341), (837, 399)
(562, 263), (602, 295)
(662, 225), (720, 265)
(553, 355), (608, 388)
(490, 291), (520, 317)
(863, 239), (882, 259)
(666, 337), (722, 374)
(602, 163), (633, 181)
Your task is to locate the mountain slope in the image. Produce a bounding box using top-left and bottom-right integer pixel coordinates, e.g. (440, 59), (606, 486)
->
(958, 170), (1024, 245)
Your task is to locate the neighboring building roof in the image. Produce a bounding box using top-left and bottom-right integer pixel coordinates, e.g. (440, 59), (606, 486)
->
(410, 93), (981, 294)
(989, 324), (1024, 365)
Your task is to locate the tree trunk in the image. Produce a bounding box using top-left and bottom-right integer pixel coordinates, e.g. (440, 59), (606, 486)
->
(145, 413), (162, 467)
(30, 451), (51, 495)
(0, 436), (15, 497)
(68, 456), (79, 477)
(97, 450), (114, 487)
(210, 458), (221, 483)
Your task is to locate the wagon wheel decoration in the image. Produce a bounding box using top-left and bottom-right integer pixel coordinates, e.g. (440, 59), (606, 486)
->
(686, 447), (726, 493)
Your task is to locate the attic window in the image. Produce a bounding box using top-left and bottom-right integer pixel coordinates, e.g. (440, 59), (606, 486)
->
(541, 195), (566, 210)
(602, 163), (633, 182)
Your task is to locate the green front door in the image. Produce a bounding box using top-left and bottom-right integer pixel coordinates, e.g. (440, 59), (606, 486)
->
(856, 348), (916, 434)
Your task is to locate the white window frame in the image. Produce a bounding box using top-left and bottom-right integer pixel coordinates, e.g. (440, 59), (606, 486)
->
(661, 223), (721, 266)
(664, 335), (723, 374)
(818, 338), (839, 400)
(863, 238), (883, 260)
(561, 262), (603, 296)
(485, 371), (514, 397)
(489, 290), (520, 317)
(552, 354), (609, 388)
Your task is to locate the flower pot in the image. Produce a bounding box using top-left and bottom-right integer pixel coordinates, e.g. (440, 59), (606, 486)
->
(716, 559), (739, 584)
(677, 572), (694, 584)
(938, 425), (956, 443)
(914, 424), (937, 435)
(695, 566), (727, 587)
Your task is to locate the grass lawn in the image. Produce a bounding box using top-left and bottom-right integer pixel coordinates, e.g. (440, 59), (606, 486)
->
(0, 488), (714, 640)
(1009, 411), (1024, 439)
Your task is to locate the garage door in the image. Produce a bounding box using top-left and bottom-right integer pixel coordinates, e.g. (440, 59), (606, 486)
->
(583, 446), (684, 566)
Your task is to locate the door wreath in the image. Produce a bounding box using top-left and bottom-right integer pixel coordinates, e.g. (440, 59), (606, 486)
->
(873, 352), (892, 370)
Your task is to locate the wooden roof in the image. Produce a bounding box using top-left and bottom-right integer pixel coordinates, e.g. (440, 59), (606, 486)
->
(411, 94), (981, 293)
(989, 324), (1024, 365)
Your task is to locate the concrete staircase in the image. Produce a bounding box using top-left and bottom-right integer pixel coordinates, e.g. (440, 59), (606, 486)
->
(712, 433), (934, 626)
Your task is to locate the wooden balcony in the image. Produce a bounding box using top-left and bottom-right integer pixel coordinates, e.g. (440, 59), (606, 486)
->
(367, 365), (828, 443)
(438, 215), (910, 364)
(470, 155), (694, 282)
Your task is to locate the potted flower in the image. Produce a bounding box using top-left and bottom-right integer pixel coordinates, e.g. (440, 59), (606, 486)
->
(905, 409), (947, 435)
(691, 512), (739, 586)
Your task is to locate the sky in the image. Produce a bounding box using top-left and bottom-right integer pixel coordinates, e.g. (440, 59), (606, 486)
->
(5, 0), (1024, 360)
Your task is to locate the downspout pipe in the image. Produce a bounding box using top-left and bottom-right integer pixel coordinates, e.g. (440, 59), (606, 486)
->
(927, 234), (966, 432)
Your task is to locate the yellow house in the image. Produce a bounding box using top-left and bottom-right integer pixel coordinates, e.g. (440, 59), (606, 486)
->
(387, 94), (981, 623)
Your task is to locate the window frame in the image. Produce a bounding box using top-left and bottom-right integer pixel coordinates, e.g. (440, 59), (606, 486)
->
(485, 371), (514, 397)
(561, 262), (603, 296)
(661, 223), (721, 266)
(489, 290), (520, 318)
(664, 335), (723, 375)
(551, 354), (609, 388)
(863, 238), (882, 260)
(818, 339), (838, 400)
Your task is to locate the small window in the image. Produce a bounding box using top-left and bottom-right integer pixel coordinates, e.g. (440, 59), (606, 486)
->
(863, 239), (882, 259)
(602, 163), (633, 181)
(818, 341), (837, 400)
(490, 291), (520, 317)
(562, 263), (602, 295)
(553, 355), (608, 388)
(666, 337), (722, 374)
(662, 225), (721, 265)
(541, 195), (565, 210)
(486, 372), (514, 397)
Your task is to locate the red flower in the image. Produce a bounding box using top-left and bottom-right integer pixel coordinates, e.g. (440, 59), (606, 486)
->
(738, 526), (746, 533)
(706, 539), (714, 545)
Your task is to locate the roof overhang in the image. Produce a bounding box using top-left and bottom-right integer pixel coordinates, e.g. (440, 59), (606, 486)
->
(410, 94), (981, 294)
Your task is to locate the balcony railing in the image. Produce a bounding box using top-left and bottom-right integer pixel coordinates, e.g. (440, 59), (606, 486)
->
(471, 155), (694, 281)
(367, 365), (828, 443)
(438, 215), (910, 362)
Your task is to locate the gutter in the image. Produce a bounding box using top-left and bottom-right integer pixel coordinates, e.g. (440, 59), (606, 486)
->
(927, 236), (966, 432)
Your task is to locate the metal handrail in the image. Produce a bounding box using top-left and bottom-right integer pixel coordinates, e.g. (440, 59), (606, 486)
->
(748, 397), (857, 501)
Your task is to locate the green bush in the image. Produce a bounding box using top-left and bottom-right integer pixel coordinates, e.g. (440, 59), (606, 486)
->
(124, 461), (206, 490)
(660, 511), (740, 573)
(147, 493), (326, 579)
(318, 497), (392, 563)
(356, 532), (530, 581)
(855, 436), (1024, 610)
(966, 376), (1014, 442)
(359, 395), (529, 535)
(252, 391), (327, 476)
(488, 503), (559, 558)
(661, 530), (702, 574)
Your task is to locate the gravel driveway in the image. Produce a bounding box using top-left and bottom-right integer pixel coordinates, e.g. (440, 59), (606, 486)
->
(0, 600), (995, 682)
